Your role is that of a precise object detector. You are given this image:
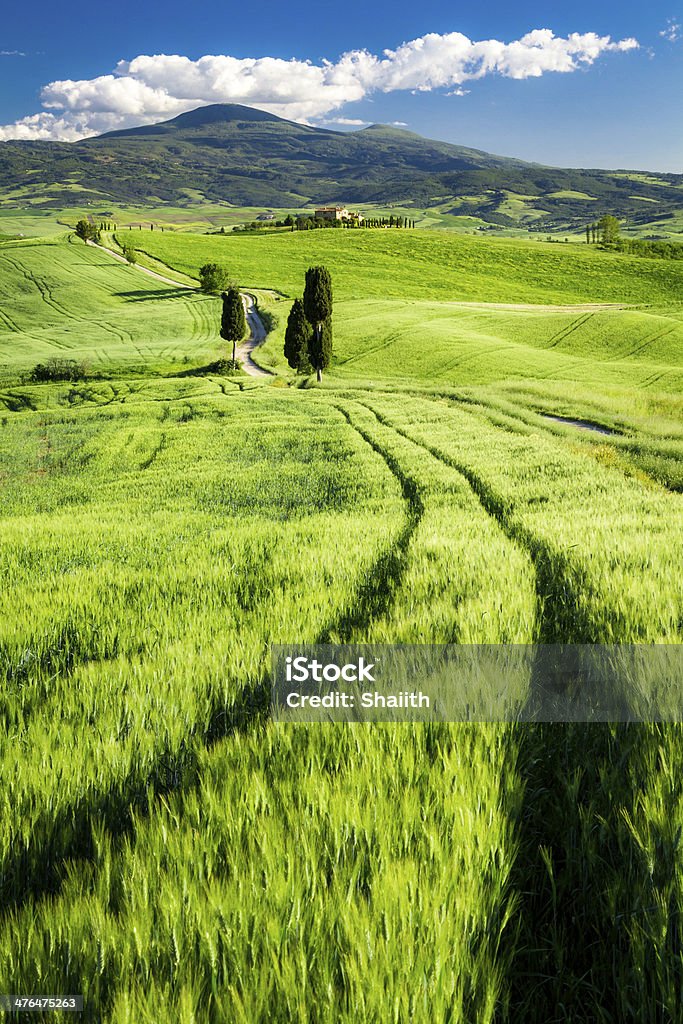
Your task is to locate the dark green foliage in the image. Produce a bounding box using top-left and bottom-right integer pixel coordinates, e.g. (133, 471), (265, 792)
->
(122, 245), (136, 264)
(199, 263), (230, 294)
(74, 219), (100, 243)
(613, 237), (683, 260)
(307, 315), (333, 381)
(220, 287), (246, 361)
(304, 266), (333, 381)
(206, 357), (242, 374)
(28, 358), (88, 383)
(284, 298), (313, 372)
(303, 266), (333, 325)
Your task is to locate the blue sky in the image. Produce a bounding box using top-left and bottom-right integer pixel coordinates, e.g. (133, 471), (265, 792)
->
(0, 0), (680, 171)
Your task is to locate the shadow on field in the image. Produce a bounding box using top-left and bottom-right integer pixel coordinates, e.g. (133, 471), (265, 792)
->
(114, 288), (190, 302)
(1, 675), (270, 914)
(504, 722), (679, 1023)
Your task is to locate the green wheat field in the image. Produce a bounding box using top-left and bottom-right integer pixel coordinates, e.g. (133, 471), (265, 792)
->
(1, 221), (682, 1022)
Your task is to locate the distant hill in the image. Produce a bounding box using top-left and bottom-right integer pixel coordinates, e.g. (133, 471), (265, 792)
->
(1, 102), (681, 230)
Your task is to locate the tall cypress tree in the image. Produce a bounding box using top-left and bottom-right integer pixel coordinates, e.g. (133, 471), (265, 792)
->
(284, 298), (313, 372)
(220, 288), (246, 363)
(303, 266), (333, 382)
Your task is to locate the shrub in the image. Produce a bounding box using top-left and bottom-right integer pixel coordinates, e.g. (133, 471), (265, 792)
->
(28, 358), (88, 383)
(206, 357), (242, 375)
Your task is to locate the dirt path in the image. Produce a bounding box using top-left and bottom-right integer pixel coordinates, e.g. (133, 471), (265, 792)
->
(238, 294), (272, 377)
(89, 241), (271, 377)
(90, 240), (193, 289)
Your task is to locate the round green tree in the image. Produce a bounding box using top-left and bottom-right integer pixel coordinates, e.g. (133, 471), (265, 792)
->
(199, 263), (231, 294)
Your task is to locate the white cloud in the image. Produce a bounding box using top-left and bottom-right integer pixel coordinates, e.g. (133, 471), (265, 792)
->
(660, 19), (681, 42)
(0, 49), (25, 57)
(317, 116), (370, 126)
(0, 28), (639, 141)
(391, 121), (409, 126)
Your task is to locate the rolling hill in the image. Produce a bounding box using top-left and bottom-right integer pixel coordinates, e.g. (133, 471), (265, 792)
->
(1, 103), (682, 230)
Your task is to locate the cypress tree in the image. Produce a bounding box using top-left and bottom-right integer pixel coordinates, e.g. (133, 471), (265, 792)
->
(303, 266), (333, 382)
(220, 288), (246, 363)
(284, 298), (313, 372)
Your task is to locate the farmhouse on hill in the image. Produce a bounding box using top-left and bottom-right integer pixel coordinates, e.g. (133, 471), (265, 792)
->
(315, 205), (364, 225)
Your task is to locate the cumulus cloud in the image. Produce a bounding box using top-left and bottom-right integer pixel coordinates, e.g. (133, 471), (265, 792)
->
(660, 18), (681, 42)
(317, 116), (370, 126)
(0, 28), (639, 141)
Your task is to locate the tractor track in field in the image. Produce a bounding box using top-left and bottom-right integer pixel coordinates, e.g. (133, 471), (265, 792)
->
(338, 332), (402, 367)
(359, 400), (600, 645)
(545, 312), (594, 349)
(621, 324), (679, 361)
(0, 303), (20, 332)
(0, 250), (130, 346)
(316, 402), (424, 642)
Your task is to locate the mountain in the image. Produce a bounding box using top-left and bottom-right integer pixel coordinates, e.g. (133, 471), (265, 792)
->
(1, 102), (681, 230)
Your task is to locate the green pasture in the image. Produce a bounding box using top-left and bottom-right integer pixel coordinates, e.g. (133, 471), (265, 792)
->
(127, 226), (683, 305)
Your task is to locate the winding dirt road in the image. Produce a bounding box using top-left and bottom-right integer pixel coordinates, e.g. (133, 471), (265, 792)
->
(238, 294), (272, 377)
(90, 240), (271, 377)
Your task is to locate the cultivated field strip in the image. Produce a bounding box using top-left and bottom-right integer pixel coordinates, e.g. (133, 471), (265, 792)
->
(0, 394), (405, 909)
(0, 390), (538, 1022)
(334, 399), (537, 644)
(0, 720), (524, 1024)
(0, 239), (221, 375)
(361, 393), (683, 643)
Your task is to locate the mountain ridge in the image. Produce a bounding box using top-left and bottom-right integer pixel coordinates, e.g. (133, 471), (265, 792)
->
(0, 103), (681, 231)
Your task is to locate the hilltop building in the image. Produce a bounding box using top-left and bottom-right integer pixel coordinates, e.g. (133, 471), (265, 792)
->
(315, 206), (364, 225)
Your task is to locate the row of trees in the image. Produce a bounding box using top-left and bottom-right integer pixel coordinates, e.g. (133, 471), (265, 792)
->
(284, 266), (333, 382)
(294, 215), (416, 231)
(585, 215), (620, 245)
(226, 215), (418, 233)
(612, 237), (683, 260)
(363, 216), (416, 229)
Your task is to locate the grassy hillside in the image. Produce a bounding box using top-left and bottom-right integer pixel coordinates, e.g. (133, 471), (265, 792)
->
(330, 300), (683, 393)
(122, 228), (683, 401)
(128, 227), (683, 305)
(0, 234), (222, 378)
